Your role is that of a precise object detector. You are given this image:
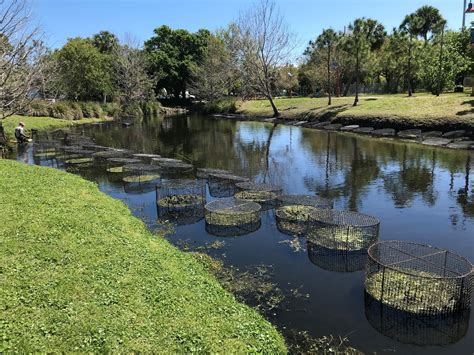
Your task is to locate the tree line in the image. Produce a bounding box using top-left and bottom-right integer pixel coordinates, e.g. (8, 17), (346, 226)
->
(1, 0), (473, 119)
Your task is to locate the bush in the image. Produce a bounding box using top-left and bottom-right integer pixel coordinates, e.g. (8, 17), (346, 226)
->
(454, 85), (464, 93)
(142, 101), (163, 116)
(197, 98), (239, 114)
(102, 102), (121, 117)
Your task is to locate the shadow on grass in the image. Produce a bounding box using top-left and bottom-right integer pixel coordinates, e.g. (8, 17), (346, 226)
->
(456, 100), (474, 116)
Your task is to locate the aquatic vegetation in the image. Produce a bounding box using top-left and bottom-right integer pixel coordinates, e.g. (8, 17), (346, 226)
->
(308, 227), (368, 251)
(122, 174), (160, 183)
(205, 198), (261, 226)
(63, 157), (94, 165)
(276, 205), (318, 236)
(235, 190), (278, 203)
(365, 269), (460, 314)
(106, 166), (123, 173)
(157, 194), (204, 208)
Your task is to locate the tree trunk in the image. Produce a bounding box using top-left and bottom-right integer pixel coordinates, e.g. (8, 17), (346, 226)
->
(267, 95), (280, 117)
(407, 36), (413, 97)
(327, 44), (332, 106)
(353, 48), (360, 106)
(436, 29), (445, 97)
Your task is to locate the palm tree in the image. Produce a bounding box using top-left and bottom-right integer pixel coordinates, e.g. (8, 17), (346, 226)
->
(316, 29), (338, 105)
(400, 14), (421, 97)
(413, 5), (445, 44)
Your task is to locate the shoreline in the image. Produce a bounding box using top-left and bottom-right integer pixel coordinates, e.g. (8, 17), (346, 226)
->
(211, 113), (474, 151)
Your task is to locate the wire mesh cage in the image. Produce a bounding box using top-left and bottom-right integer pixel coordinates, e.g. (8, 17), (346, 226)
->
(276, 194), (333, 209)
(205, 198), (261, 237)
(93, 150), (129, 164)
(151, 157), (183, 165)
(132, 153), (162, 163)
(106, 158), (142, 174)
(156, 179), (206, 225)
(158, 161), (194, 177)
(364, 291), (470, 346)
(32, 143), (59, 159)
(275, 205), (319, 236)
(365, 241), (473, 316)
(307, 240), (368, 272)
(208, 173), (249, 198)
(122, 163), (161, 185)
(234, 182), (282, 209)
(196, 168), (230, 179)
(81, 143), (110, 152)
(307, 209), (380, 252)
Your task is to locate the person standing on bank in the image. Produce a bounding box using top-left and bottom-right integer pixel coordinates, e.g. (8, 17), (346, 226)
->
(14, 122), (30, 143)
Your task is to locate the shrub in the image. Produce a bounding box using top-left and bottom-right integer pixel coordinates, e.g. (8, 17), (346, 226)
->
(102, 102), (121, 117)
(197, 98), (239, 114)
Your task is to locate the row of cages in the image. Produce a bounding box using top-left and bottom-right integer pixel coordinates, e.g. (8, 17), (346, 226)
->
(32, 140), (473, 324)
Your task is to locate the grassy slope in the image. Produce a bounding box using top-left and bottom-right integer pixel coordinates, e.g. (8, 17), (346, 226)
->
(0, 160), (286, 353)
(238, 93), (474, 130)
(1, 115), (110, 139)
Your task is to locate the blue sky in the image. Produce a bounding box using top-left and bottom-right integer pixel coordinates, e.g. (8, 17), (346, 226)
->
(33, 0), (466, 55)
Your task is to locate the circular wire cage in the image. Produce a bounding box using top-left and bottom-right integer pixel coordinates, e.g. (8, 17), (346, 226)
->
(275, 205), (319, 236)
(159, 161), (194, 177)
(235, 182), (282, 209)
(132, 153), (162, 163)
(364, 291), (470, 346)
(122, 164), (161, 185)
(196, 168), (230, 179)
(106, 158), (142, 174)
(32, 143), (59, 159)
(307, 209), (380, 252)
(81, 143), (110, 152)
(156, 179), (206, 225)
(276, 194), (333, 209)
(93, 150), (129, 164)
(205, 198), (261, 237)
(365, 241), (473, 316)
(307, 240), (368, 273)
(208, 173), (249, 198)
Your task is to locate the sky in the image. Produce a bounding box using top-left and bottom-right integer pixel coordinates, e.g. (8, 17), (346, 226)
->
(32, 0), (467, 56)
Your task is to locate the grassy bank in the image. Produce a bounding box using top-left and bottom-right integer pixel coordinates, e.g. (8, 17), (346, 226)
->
(1, 115), (111, 140)
(0, 160), (286, 352)
(237, 93), (474, 131)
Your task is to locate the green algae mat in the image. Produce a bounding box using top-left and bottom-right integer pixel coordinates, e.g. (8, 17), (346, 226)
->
(0, 160), (286, 353)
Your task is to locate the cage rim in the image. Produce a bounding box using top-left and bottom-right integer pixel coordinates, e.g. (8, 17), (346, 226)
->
(311, 209), (380, 228)
(156, 178), (203, 189)
(208, 172), (249, 182)
(204, 197), (261, 215)
(367, 240), (474, 280)
(235, 181), (282, 192)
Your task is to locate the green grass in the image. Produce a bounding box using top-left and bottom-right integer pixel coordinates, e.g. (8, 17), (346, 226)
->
(0, 160), (286, 353)
(1, 115), (111, 140)
(238, 93), (474, 130)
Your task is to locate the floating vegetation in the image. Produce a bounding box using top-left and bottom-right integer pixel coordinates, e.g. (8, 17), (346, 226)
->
(276, 194), (333, 209)
(63, 157), (94, 165)
(205, 198), (261, 236)
(279, 236), (305, 253)
(308, 209), (380, 251)
(159, 161), (194, 176)
(276, 205), (318, 236)
(235, 190), (278, 204)
(365, 241), (473, 315)
(196, 168), (230, 179)
(157, 194), (204, 208)
(151, 157), (183, 165)
(106, 158), (141, 174)
(205, 198), (261, 226)
(122, 174), (161, 183)
(285, 331), (362, 355)
(93, 150), (128, 164)
(33, 151), (57, 158)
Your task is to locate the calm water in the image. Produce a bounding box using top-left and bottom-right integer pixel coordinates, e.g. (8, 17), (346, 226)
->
(13, 115), (474, 354)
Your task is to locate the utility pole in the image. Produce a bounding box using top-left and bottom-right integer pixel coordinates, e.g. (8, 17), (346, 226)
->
(463, 0), (467, 29)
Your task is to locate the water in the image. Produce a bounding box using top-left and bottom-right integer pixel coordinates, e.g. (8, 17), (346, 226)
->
(12, 115), (474, 354)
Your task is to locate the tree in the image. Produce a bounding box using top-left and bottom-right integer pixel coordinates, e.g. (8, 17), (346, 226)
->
(236, 0), (295, 117)
(344, 18), (385, 106)
(113, 37), (155, 104)
(400, 14), (421, 96)
(55, 38), (114, 101)
(144, 26), (210, 99)
(315, 29), (338, 105)
(191, 35), (232, 101)
(412, 5), (445, 44)
(91, 31), (119, 54)
(0, 0), (44, 118)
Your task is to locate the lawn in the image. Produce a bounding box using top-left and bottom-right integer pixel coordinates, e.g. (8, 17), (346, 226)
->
(238, 93), (474, 130)
(0, 160), (286, 353)
(1, 115), (111, 140)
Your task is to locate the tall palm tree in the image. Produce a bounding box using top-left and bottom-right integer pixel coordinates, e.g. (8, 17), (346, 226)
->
(413, 5), (445, 44)
(400, 14), (421, 97)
